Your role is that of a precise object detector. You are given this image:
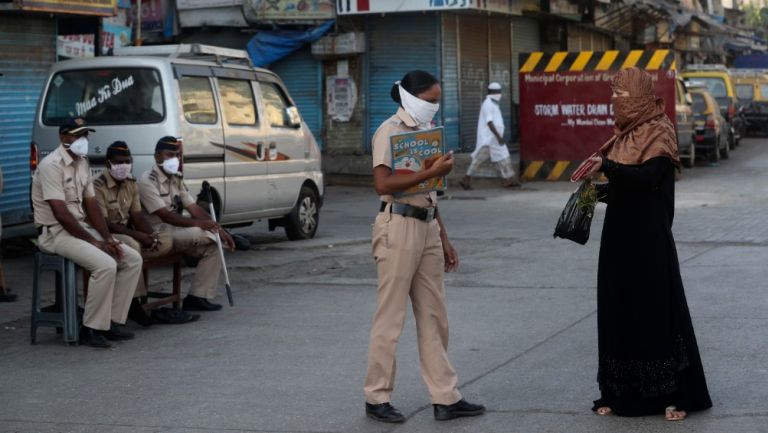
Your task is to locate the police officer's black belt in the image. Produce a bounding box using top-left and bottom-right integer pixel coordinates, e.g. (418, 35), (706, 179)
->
(380, 202), (436, 222)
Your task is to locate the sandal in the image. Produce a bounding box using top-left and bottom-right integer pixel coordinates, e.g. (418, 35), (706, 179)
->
(665, 406), (687, 421)
(596, 406), (613, 416)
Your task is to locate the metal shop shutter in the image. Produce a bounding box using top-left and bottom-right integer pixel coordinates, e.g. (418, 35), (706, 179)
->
(511, 17), (540, 105)
(366, 14), (439, 153)
(0, 15), (56, 226)
(489, 16), (512, 143)
(458, 14), (488, 152)
(441, 14), (460, 152)
(270, 46), (324, 149)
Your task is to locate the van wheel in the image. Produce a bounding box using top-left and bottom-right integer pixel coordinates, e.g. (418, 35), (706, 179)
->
(285, 186), (319, 240)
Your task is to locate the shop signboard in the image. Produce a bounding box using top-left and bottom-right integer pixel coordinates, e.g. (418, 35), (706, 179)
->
(18, 0), (116, 16)
(549, 0), (579, 19)
(129, 0), (166, 33)
(252, 0), (335, 19)
(337, 0), (518, 15)
(176, 0), (241, 10)
(57, 24), (132, 58)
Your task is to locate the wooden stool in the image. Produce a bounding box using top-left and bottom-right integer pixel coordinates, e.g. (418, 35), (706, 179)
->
(141, 253), (183, 311)
(83, 253), (184, 311)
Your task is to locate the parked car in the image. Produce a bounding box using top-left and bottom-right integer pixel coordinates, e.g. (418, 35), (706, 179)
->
(689, 86), (729, 162)
(31, 44), (324, 240)
(682, 64), (740, 149)
(674, 75), (696, 168)
(731, 69), (768, 136)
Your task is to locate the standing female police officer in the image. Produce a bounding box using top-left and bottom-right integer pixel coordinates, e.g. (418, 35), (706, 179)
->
(364, 70), (485, 423)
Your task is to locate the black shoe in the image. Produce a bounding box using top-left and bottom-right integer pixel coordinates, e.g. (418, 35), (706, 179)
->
(79, 326), (112, 348)
(365, 402), (405, 423)
(433, 399), (486, 421)
(128, 298), (155, 327)
(183, 295), (223, 311)
(151, 308), (201, 324)
(101, 322), (135, 341)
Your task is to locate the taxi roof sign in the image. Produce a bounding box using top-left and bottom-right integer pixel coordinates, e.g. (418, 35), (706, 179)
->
(684, 64), (729, 72)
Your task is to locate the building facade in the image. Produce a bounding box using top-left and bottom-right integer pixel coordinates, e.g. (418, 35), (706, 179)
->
(0, 0), (122, 228)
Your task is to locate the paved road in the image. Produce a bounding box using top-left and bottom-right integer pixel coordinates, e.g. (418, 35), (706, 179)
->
(1, 139), (768, 433)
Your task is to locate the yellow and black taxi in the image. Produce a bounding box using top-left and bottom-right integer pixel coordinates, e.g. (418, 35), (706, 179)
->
(682, 65), (740, 148)
(688, 84), (730, 163)
(731, 69), (768, 136)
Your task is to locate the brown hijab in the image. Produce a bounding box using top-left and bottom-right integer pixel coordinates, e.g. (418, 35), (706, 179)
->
(599, 68), (681, 167)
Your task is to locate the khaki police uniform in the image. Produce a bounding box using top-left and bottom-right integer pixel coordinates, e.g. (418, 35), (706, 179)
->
(138, 164), (221, 299)
(31, 145), (142, 331)
(364, 108), (462, 406)
(93, 171), (173, 297)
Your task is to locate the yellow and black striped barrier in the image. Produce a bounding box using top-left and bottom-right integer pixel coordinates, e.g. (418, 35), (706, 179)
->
(519, 49), (676, 181)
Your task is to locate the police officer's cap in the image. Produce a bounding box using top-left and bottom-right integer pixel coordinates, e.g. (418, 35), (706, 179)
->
(156, 136), (181, 153)
(60, 117), (95, 135)
(107, 141), (131, 159)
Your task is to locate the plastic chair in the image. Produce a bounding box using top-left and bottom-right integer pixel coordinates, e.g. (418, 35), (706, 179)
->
(30, 252), (79, 345)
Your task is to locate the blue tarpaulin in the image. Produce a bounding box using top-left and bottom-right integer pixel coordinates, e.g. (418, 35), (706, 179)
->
(246, 20), (334, 67)
(734, 54), (768, 68)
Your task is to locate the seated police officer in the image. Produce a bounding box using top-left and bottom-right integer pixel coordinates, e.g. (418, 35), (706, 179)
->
(138, 136), (235, 311)
(94, 141), (199, 326)
(31, 118), (143, 348)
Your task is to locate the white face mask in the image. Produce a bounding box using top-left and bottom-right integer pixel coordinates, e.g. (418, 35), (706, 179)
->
(67, 137), (89, 157)
(398, 84), (439, 128)
(109, 163), (132, 181)
(161, 157), (180, 175)
(489, 94), (502, 102)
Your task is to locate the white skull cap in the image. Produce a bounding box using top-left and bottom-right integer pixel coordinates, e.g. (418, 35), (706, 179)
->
(488, 82), (502, 90)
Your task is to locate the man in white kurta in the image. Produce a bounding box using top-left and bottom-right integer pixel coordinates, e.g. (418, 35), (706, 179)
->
(460, 82), (519, 189)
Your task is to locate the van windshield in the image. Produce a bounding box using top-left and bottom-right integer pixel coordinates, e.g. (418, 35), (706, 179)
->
(43, 68), (164, 125)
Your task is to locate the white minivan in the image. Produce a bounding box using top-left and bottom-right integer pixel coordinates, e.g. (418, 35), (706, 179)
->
(32, 44), (323, 240)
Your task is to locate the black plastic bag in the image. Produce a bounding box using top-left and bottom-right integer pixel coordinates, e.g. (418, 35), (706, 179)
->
(553, 180), (596, 245)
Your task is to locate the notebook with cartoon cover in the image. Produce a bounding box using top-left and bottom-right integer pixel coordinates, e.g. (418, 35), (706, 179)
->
(390, 126), (446, 196)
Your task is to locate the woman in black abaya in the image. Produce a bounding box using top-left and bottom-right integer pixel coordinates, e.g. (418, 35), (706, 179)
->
(579, 68), (712, 421)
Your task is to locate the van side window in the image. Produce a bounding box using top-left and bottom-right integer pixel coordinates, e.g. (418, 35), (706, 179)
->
(259, 82), (291, 127)
(179, 77), (217, 124)
(218, 79), (257, 126)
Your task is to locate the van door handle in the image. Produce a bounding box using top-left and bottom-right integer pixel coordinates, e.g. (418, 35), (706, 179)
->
(268, 142), (277, 161)
(256, 142), (265, 160)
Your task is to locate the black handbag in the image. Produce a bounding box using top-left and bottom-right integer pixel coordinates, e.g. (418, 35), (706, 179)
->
(553, 180), (598, 245)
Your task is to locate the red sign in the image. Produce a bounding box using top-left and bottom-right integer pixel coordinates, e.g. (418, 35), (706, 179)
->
(519, 69), (677, 162)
